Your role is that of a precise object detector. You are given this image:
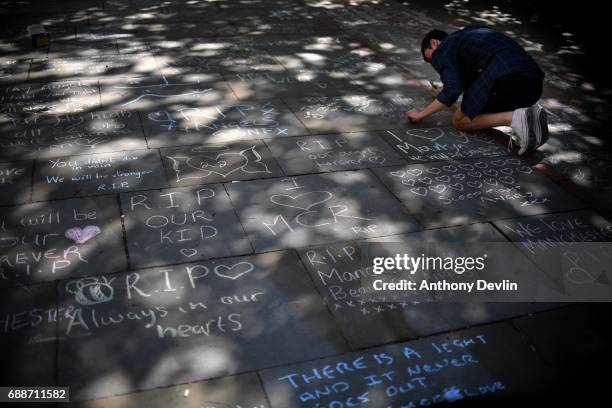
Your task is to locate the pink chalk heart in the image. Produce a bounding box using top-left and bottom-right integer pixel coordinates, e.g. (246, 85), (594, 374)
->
(65, 226), (101, 244)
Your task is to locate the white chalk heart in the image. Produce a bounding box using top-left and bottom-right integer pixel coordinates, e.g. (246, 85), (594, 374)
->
(405, 128), (445, 142)
(390, 170), (405, 178)
(500, 168), (514, 175)
(442, 165), (457, 173)
(405, 169), (423, 178)
(483, 169), (498, 177)
(467, 181), (483, 189)
(410, 187), (428, 196)
(65, 225), (101, 244)
(458, 164), (474, 171)
(429, 184), (446, 194)
(271, 191), (333, 211)
(517, 166), (533, 174)
(484, 178), (498, 186)
(499, 176), (516, 185)
(474, 162), (488, 169)
(426, 168), (442, 175)
(180, 248), (198, 257)
(214, 262), (254, 280)
(435, 175), (450, 183)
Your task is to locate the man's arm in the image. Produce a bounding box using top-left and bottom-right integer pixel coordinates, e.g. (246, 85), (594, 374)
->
(405, 99), (446, 123)
(406, 63), (463, 123)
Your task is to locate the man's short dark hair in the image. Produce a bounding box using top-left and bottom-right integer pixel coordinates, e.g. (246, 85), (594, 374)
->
(421, 29), (448, 61)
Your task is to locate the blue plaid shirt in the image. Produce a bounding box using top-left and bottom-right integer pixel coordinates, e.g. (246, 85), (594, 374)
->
(431, 26), (544, 119)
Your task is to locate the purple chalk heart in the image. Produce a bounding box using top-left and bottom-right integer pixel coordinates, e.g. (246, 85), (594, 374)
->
(65, 225), (101, 244)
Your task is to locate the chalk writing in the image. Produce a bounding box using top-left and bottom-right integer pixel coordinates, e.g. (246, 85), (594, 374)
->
(143, 101), (304, 146)
(0, 197), (125, 287)
(120, 185), (251, 268)
(494, 212), (612, 299)
(226, 171), (418, 252)
(385, 128), (507, 162)
(0, 110), (145, 158)
(268, 133), (402, 175)
(33, 150), (166, 199)
(261, 325), (544, 407)
(0, 81), (99, 114)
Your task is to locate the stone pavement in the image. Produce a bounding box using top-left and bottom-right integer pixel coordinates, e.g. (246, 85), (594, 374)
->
(1, 0), (611, 406)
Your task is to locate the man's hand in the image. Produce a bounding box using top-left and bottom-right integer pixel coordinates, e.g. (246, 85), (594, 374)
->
(405, 109), (424, 123)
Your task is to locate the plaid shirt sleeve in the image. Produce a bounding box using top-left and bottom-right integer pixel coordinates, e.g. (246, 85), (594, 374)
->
(431, 39), (463, 107)
(436, 64), (463, 107)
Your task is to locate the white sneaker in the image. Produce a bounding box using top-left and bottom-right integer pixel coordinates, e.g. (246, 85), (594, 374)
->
(527, 104), (549, 151)
(511, 108), (529, 155)
(511, 105), (549, 155)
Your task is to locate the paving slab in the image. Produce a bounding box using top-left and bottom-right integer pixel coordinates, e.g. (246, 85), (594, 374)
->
(284, 93), (429, 134)
(28, 53), (160, 82)
(373, 157), (586, 228)
(33, 149), (167, 200)
(0, 196), (126, 288)
(297, 223), (547, 349)
(349, 24), (441, 81)
(0, 81), (100, 115)
(0, 160), (33, 206)
(141, 99), (308, 148)
(225, 170), (421, 253)
(47, 25), (121, 57)
(58, 251), (347, 400)
(0, 110), (147, 160)
(268, 47), (421, 96)
(266, 132), (405, 175)
(493, 210), (612, 301)
(0, 283), (57, 387)
(536, 130), (612, 209)
(225, 71), (365, 100)
(120, 185), (252, 268)
(155, 48), (287, 77)
(260, 323), (552, 407)
(214, 0), (301, 9)
(512, 304), (612, 401)
(161, 140), (284, 187)
(71, 372), (269, 408)
(0, 57), (30, 85)
(382, 127), (509, 163)
(99, 75), (235, 112)
(231, 20), (339, 37)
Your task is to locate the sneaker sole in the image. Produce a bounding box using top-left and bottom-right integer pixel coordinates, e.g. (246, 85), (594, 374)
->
(538, 107), (549, 147)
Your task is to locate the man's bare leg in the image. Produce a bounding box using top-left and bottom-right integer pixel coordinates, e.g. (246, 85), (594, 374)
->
(452, 109), (513, 131)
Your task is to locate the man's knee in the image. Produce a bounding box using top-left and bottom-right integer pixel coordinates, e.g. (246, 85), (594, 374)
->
(452, 111), (470, 130)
